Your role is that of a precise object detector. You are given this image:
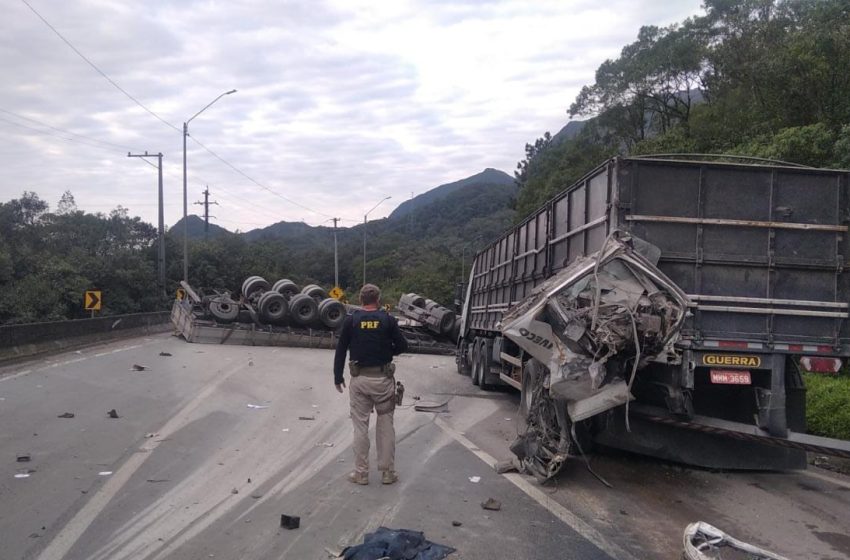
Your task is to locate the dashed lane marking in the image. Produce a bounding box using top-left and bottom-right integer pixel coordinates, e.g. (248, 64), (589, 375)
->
(434, 416), (638, 560)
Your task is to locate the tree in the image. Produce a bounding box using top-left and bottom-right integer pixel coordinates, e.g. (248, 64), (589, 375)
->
(56, 190), (77, 215)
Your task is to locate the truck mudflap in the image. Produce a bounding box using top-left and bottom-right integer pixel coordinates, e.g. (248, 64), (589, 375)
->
(502, 231), (690, 479)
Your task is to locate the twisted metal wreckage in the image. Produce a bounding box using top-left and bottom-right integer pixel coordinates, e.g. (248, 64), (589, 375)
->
(502, 233), (690, 481)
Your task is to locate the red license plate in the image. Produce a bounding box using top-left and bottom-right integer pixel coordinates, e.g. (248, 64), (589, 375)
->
(710, 370), (751, 385)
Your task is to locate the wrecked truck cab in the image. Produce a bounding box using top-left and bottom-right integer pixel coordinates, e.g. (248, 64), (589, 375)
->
(501, 232), (690, 479)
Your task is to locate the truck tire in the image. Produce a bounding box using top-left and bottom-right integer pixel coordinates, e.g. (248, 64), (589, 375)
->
(243, 276), (270, 299)
(471, 338), (483, 386)
(479, 338), (495, 391)
(289, 293), (319, 326)
(258, 291), (288, 324)
(273, 279), (300, 300)
(241, 276), (261, 296)
(318, 298), (346, 329)
(302, 284), (328, 302)
(209, 297), (239, 323)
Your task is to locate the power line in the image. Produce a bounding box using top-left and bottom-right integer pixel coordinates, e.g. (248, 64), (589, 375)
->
(188, 135), (346, 220)
(20, 0), (181, 133)
(0, 107), (130, 151)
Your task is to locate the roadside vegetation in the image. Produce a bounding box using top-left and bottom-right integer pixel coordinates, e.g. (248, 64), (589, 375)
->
(805, 373), (850, 441)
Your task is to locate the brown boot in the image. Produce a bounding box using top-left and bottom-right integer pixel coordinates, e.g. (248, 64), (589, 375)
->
(347, 471), (369, 485)
(381, 470), (398, 485)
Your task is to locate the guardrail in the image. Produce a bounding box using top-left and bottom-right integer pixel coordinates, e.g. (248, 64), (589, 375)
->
(0, 311), (172, 363)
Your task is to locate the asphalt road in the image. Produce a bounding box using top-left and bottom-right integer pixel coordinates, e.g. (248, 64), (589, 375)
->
(1, 334), (849, 560)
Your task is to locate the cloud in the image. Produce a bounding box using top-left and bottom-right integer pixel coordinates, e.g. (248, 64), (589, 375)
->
(0, 0), (703, 231)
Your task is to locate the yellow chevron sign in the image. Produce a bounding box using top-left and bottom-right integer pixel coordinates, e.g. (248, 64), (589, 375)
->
(84, 290), (102, 311)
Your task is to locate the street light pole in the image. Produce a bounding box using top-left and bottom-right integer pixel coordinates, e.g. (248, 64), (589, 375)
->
(127, 151), (165, 297)
(182, 89), (237, 284)
(362, 196), (392, 286)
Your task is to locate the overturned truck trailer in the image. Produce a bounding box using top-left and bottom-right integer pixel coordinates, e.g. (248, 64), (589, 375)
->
(457, 156), (850, 476)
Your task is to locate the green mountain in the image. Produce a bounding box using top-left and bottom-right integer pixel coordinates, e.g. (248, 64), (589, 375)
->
(389, 168), (514, 219)
(170, 214), (231, 239)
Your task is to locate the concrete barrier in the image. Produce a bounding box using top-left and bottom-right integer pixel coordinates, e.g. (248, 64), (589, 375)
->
(0, 312), (172, 363)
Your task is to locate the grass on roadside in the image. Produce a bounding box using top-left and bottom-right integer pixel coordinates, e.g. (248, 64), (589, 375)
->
(804, 372), (850, 440)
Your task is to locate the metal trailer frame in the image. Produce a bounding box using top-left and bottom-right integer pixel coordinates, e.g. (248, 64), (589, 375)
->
(458, 156), (850, 468)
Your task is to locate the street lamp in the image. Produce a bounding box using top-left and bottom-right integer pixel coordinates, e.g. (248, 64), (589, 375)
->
(362, 196), (392, 286)
(182, 89), (237, 283)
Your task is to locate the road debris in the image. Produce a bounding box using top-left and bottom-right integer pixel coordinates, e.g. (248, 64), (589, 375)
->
(246, 404), (269, 409)
(281, 428), (290, 432)
(159, 352), (172, 357)
(341, 527), (455, 560)
(231, 488), (239, 494)
(298, 416), (316, 421)
(146, 479), (169, 483)
(16, 454), (31, 463)
(481, 498), (502, 511)
(57, 412), (75, 418)
(14, 473), (31, 479)
(98, 471), (113, 476)
(683, 522), (789, 560)
(503, 233), (688, 481)
(107, 409), (120, 419)
(131, 364), (148, 371)
(468, 476), (481, 483)
(250, 492), (263, 499)
(145, 433), (158, 438)
(316, 442), (335, 448)
(451, 520), (462, 527)
(414, 400), (449, 413)
(493, 460), (519, 474)
(299, 386), (313, 391)
(280, 514), (300, 530)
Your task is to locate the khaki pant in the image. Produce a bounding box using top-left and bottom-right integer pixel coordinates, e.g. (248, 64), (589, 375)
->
(349, 375), (396, 474)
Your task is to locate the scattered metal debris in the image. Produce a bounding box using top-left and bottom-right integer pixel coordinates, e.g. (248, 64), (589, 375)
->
(316, 442), (335, 448)
(250, 492), (263, 499)
(502, 233), (688, 481)
(159, 352), (172, 357)
(131, 364), (148, 371)
(281, 428), (290, 432)
(280, 514), (300, 530)
(144, 433), (158, 438)
(683, 522), (789, 560)
(16, 454), (31, 463)
(481, 498), (502, 511)
(14, 473), (31, 479)
(298, 416), (315, 421)
(98, 471), (113, 476)
(246, 404), (269, 410)
(451, 520), (462, 527)
(107, 409), (119, 419)
(468, 476), (481, 483)
(146, 479), (169, 483)
(57, 412), (75, 418)
(231, 488), (239, 494)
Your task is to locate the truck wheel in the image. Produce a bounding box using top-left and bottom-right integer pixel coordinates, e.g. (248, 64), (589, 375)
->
(258, 291), (288, 324)
(289, 293), (319, 326)
(273, 279), (300, 300)
(243, 276), (270, 299)
(479, 338), (495, 391)
(471, 338), (482, 386)
(302, 284), (328, 302)
(241, 276), (261, 296)
(318, 298), (346, 329)
(209, 297), (239, 323)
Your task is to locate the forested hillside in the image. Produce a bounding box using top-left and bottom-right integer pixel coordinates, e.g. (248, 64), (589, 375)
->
(514, 0), (850, 219)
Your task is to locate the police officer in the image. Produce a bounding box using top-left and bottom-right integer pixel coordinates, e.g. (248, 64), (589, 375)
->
(334, 284), (408, 485)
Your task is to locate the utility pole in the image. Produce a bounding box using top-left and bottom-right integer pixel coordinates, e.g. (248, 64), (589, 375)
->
(194, 186), (218, 239)
(127, 151), (165, 297)
(332, 217), (340, 289)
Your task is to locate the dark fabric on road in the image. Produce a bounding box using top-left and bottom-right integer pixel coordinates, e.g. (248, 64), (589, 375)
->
(342, 527), (455, 560)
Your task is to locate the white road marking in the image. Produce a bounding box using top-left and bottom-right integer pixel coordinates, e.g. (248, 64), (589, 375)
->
(0, 369), (32, 383)
(434, 416), (638, 560)
(36, 361), (246, 560)
(800, 468), (850, 490)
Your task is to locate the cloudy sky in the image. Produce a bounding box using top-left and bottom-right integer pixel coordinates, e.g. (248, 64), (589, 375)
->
(1, 0), (702, 231)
